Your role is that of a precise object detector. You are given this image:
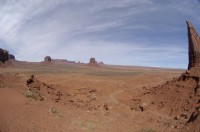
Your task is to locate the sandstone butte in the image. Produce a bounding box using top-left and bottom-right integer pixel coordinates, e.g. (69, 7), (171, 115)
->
(9, 54), (15, 60)
(44, 56), (52, 62)
(0, 48), (11, 63)
(89, 58), (97, 64)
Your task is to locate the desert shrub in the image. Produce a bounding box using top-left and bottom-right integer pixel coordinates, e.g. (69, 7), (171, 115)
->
(140, 128), (157, 132)
(49, 107), (57, 114)
(23, 90), (35, 99)
(86, 71), (141, 76)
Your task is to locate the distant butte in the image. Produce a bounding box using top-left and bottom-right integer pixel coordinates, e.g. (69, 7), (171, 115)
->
(44, 56), (52, 62)
(0, 48), (15, 64)
(87, 57), (101, 67)
(0, 48), (9, 63)
(9, 54), (15, 60)
(89, 58), (97, 65)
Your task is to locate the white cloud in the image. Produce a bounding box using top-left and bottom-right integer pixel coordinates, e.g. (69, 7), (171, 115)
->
(0, 0), (199, 68)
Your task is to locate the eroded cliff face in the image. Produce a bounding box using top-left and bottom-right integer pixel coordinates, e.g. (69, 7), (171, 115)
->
(0, 48), (9, 63)
(187, 21), (200, 70)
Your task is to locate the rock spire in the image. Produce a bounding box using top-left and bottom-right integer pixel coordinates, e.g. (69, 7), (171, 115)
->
(187, 21), (200, 69)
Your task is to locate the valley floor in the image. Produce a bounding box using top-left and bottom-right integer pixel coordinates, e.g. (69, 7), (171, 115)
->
(0, 63), (183, 132)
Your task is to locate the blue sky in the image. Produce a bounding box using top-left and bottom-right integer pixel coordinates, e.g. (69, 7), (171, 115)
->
(0, 0), (200, 68)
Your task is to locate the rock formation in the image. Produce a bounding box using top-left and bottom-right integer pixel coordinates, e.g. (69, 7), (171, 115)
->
(0, 49), (5, 62)
(130, 21), (200, 131)
(44, 56), (51, 62)
(43, 57), (77, 65)
(0, 48), (9, 63)
(89, 58), (97, 64)
(9, 54), (15, 60)
(87, 58), (102, 67)
(99, 61), (104, 65)
(4, 50), (9, 61)
(187, 21), (200, 69)
(26, 75), (62, 102)
(87, 57), (100, 66)
(50, 59), (77, 64)
(51, 59), (67, 64)
(67, 60), (76, 64)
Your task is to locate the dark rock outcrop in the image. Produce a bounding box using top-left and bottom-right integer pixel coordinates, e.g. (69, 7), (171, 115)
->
(9, 54), (15, 60)
(51, 59), (76, 64)
(44, 56), (51, 62)
(87, 58), (101, 67)
(26, 75), (62, 102)
(51, 59), (67, 64)
(187, 21), (200, 69)
(87, 58), (99, 66)
(89, 58), (97, 65)
(0, 49), (5, 62)
(4, 50), (9, 61)
(89, 58), (97, 64)
(43, 57), (77, 65)
(0, 48), (9, 63)
(67, 60), (76, 64)
(99, 61), (104, 65)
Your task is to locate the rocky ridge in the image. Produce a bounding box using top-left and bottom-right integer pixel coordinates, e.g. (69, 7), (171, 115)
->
(130, 21), (200, 131)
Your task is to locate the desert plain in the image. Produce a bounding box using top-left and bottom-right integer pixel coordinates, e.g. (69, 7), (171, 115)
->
(0, 61), (184, 132)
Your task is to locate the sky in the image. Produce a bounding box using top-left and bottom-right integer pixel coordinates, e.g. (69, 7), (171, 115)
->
(0, 0), (200, 68)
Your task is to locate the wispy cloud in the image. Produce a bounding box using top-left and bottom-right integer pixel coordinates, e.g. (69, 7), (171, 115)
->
(0, 0), (199, 68)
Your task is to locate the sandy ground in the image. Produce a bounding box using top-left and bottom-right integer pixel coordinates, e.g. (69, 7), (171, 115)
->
(0, 63), (184, 132)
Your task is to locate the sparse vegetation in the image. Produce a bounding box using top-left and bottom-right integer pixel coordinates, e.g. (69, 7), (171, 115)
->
(23, 90), (35, 100)
(71, 119), (96, 130)
(86, 71), (141, 76)
(49, 107), (63, 117)
(49, 107), (57, 114)
(140, 128), (157, 132)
